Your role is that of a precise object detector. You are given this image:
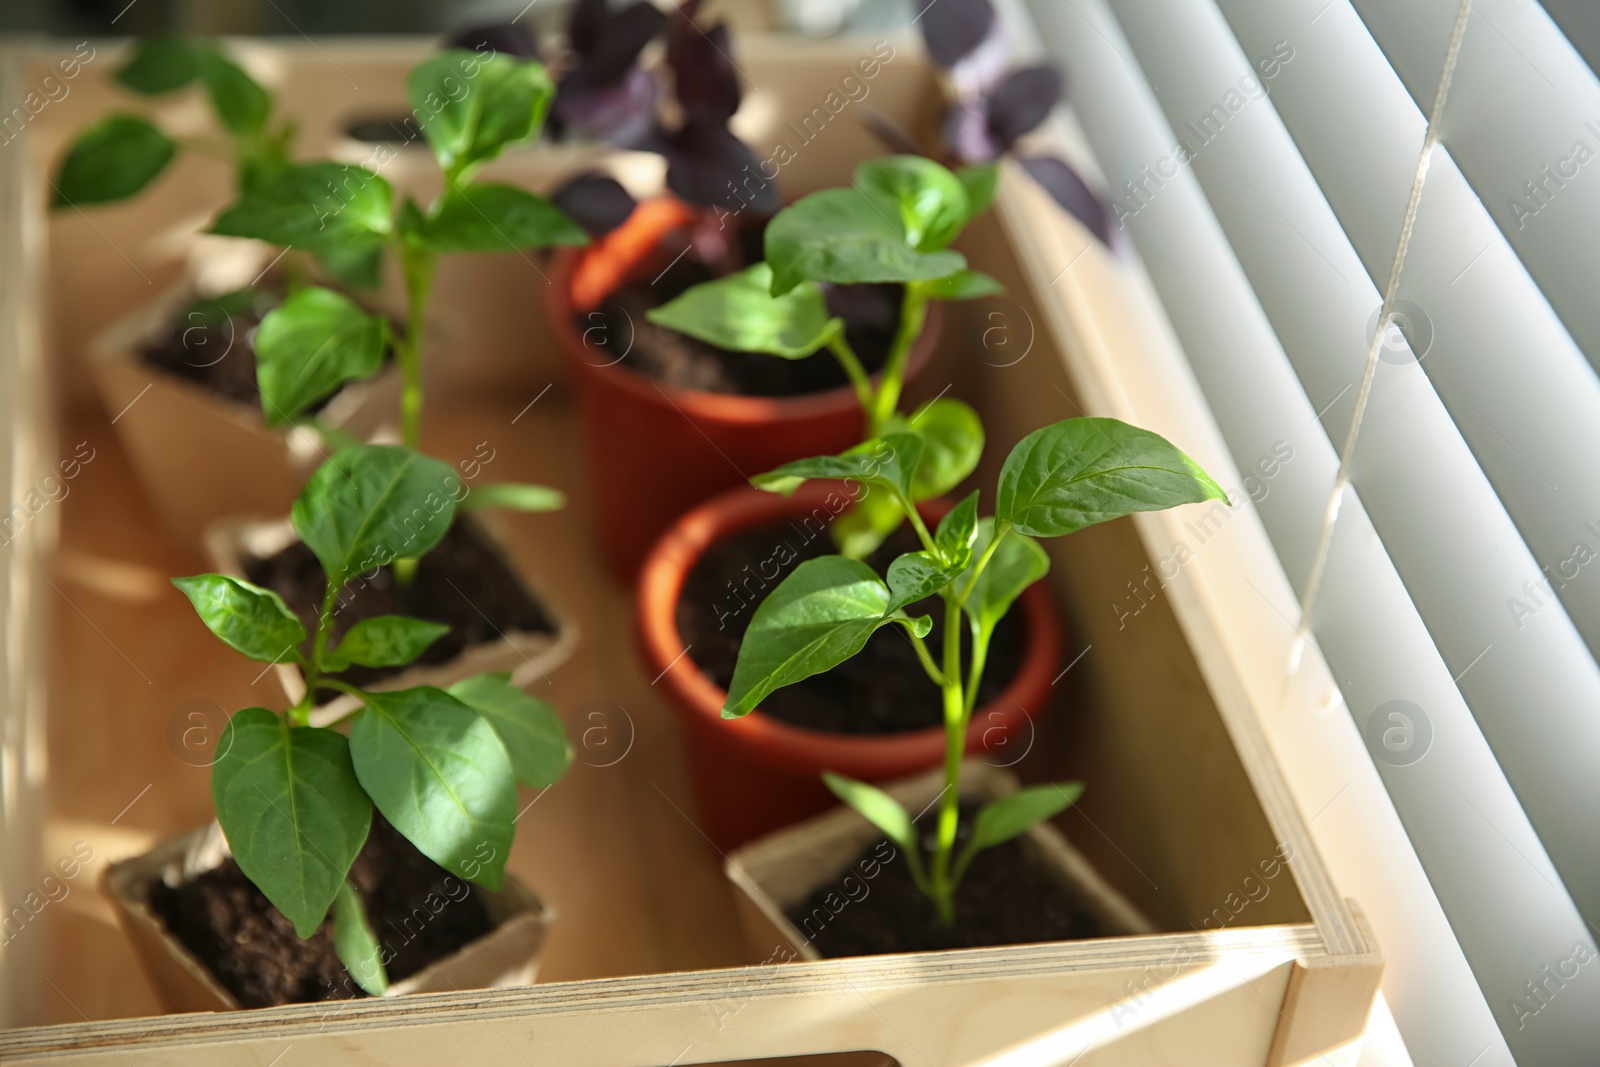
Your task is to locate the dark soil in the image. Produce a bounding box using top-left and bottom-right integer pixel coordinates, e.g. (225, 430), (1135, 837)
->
(587, 249), (906, 397)
(140, 287), (279, 408)
(677, 522), (1027, 734)
(788, 802), (1111, 957)
(148, 816), (497, 1008)
(244, 519), (556, 701)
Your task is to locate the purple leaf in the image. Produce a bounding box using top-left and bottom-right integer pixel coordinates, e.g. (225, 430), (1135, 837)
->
(664, 119), (780, 215)
(668, 16), (741, 126)
(917, 0), (996, 68)
(573, 1), (667, 89)
(986, 65), (1062, 150)
(446, 22), (539, 58)
(1019, 155), (1109, 245)
(945, 99), (1001, 165)
(552, 172), (637, 237)
(554, 65), (659, 148)
(860, 107), (926, 157)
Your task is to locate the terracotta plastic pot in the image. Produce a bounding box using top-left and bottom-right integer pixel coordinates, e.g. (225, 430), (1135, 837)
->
(103, 824), (551, 1013)
(549, 198), (942, 580)
(637, 483), (1063, 851)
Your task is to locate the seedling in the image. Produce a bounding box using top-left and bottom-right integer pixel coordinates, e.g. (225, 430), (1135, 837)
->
(646, 153), (1003, 554)
(207, 47), (588, 449)
(721, 415), (1225, 923)
(51, 35), (292, 210)
(173, 444), (572, 994)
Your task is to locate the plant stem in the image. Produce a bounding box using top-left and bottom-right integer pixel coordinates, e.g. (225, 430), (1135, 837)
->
(826, 334), (875, 415)
(870, 284), (929, 435)
(956, 523), (1010, 611)
(291, 581), (342, 726)
(929, 588), (966, 926)
(906, 627), (948, 688)
(397, 243), (438, 452)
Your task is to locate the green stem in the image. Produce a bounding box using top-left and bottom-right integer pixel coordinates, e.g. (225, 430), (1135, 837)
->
(956, 523), (1010, 611)
(906, 627), (948, 688)
(870, 284), (929, 435)
(899, 493), (938, 555)
(964, 621), (992, 719)
(396, 243), (438, 452)
(827, 334), (875, 416)
(929, 589), (966, 926)
(292, 581), (343, 725)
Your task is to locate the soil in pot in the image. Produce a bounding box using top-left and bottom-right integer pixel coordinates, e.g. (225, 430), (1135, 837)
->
(678, 524), (1027, 734)
(243, 519), (556, 699)
(787, 802), (1111, 957)
(140, 286), (389, 412)
(148, 816), (497, 1008)
(586, 241), (907, 398)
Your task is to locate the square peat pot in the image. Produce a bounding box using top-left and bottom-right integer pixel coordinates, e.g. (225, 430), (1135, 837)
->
(86, 258), (402, 558)
(203, 513), (579, 716)
(101, 825), (551, 1013)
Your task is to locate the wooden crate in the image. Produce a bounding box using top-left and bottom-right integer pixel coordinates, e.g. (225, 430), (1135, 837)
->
(0, 35), (1380, 1066)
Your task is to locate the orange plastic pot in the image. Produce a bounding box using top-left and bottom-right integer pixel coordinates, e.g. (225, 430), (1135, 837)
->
(637, 483), (1063, 851)
(549, 199), (940, 580)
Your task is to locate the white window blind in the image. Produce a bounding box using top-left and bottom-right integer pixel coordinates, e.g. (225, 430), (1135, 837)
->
(1017, 0), (1600, 1063)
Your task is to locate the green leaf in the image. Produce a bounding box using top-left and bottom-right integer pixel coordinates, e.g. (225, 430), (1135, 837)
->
(764, 186), (966, 296)
(996, 417), (1228, 537)
(885, 551), (963, 612)
(114, 35), (199, 95)
(830, 489), (907, 560)
(212, 709), (371, 939)
(254, 287), (387, 426)
(957, 519), (1050, 634)
(322, 615), (449, 672)
(172, 574), (306, 664)
(349, 687), (517, 889)
(753, 433), (923, 502)
(460, 482), (567, 513)
(924, 269), (1005, 301)
(958, 162), (1000, 220)
(314, 244), (385, 290)
(969, 782), (1084, 852)
(408, 52), (554, 176)
(934, 490), (980, 570)
(291, 445), (459, 587)
(52, 114), (176, 207)
(822, 772), (916, 852)
(722, 556), (930, 718)
(211, 161), (393, 254)
(195, 46), (270, 138)
(418, 183), (587, 253)
(854, 155), (971, 252)
(331, 881), (388, 996)
(892, 397), (985, 500)
(646, 265), (842, 359)
(447, 673), (573, 788)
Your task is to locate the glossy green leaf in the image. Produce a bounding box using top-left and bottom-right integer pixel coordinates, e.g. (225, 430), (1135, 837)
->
(753, 433), (923, 502)
(763, 186), (966, 296)
(172, 574), (306, 664)
(893, 397), (984, 500)
(211, 161), (393, 254)
(408, 52), (553, 176)
(934, 490), (980, 570)
(969, 782), (1084, 852)
(996, 417), (1227, 537)
(646, 265), (842, 358)
(957, 162), (1000, 220)
(924, 269), (1005, 301)
(114, 35), (199, 95)
(211, 709), (371, 938)
(254, 287), (387, 426)
(349, 687), (517, 889)
(447, 673), (572, 788)
(314, 243), (385, 289)
(418, 183), (587, 252)
(195, 46), (270, 138)
(52, 115), (176, 207)
(460, 482), (567, 513)
(322, 615), (449, 672)
(854, 155), (971, 252)
(331, 881), (388, 996)
(886, 551), (963, 612)
(291, 445), (459, 587)
(822, 772), (916, 852)
(723, 556), (930, 718)
(957, 519), (1050, 634)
